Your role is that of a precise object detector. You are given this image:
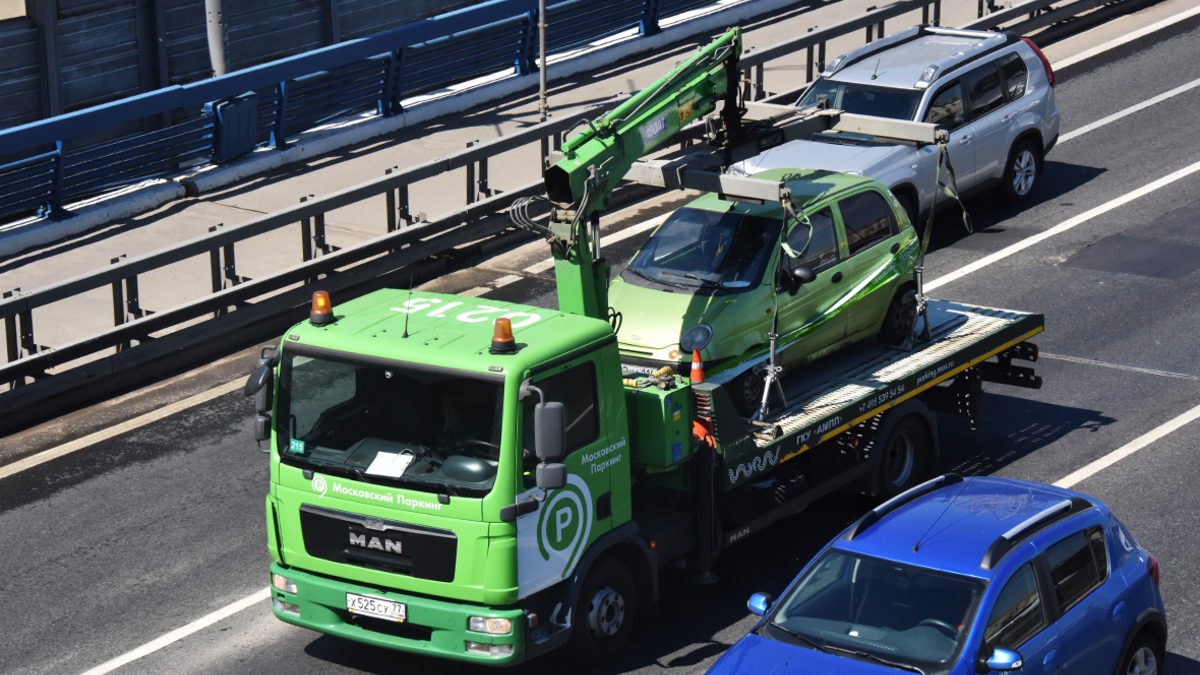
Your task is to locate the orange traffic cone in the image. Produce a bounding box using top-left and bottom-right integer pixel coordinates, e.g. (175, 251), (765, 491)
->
(690, 349), (705, 383)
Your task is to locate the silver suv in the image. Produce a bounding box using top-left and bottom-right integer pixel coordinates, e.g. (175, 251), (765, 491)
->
(731, 26), (1060, 223)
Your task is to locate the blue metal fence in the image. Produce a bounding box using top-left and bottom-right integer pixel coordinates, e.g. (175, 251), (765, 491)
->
(0, 0), (731, 224)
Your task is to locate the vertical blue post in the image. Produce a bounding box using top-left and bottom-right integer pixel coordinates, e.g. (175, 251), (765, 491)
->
(272, 81), (288, 149)
(641, 0), (661, 36)
(380, 52), (396, 116)
(48, 141), (67, 220)
(517, 10), (538, 75)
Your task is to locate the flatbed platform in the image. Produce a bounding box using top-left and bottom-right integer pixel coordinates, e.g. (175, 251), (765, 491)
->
(715, 300), (1044, 489)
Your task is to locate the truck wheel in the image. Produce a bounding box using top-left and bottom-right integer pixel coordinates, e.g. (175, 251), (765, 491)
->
(1118, 633), (1162, 675)
(878, 289), (917, 345)
(881, 416), (930, 497)
(731, 368), (765, 417)
(1001, 140), (1040, 204)
(566, 557), (638, 664)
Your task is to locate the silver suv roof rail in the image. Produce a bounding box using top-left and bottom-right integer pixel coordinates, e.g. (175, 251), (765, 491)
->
(843, 472), (964, 541)
(979, 496), (1093, 570)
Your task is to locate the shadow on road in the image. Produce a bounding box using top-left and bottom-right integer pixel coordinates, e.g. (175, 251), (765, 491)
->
(1170, 652), (1200, 675)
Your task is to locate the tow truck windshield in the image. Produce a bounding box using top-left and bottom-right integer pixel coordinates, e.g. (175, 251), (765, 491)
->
(622, 207), (783, 294)
(276, 348), (505, 496)
(761, 549), (982, 675)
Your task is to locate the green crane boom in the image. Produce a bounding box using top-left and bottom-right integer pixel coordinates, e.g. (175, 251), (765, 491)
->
(541, 27), (743, 321)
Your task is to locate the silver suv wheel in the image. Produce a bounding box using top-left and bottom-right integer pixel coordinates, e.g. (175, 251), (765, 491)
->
(1011, 148), (1037, 196)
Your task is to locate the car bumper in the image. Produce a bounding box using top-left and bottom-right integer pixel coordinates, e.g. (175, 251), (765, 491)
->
(269, 563), (527, 665)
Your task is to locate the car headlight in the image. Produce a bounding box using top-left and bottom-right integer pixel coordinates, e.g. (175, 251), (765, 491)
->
(469, 617), (512, 634)
(680, 324), (714, 352)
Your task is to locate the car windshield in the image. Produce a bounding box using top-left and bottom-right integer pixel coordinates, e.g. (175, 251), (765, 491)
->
(798, 79), (922, 121)
(275, 348), (505, 497)
(623, 207), (783, 293)
(762, 549), (983, 675)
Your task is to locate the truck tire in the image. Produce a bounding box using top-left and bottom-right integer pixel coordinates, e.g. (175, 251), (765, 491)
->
(880, 415), (931, 497)
(878, 288), (917, 345)
(566, 557), (638, 664)
(1001, 140), (1040, 204)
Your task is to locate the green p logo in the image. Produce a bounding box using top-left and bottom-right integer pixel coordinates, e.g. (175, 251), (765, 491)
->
(537, 476), (592, 577)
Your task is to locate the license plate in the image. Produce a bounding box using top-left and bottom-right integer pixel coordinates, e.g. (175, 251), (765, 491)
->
(346, 593), (406, 622)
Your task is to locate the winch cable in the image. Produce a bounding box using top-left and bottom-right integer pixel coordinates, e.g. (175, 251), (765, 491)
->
(911, 139), (972, 343)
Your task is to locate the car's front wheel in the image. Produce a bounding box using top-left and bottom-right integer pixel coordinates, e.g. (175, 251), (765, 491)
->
(730, 367), (765, 417)
(1119, 634), (1162, 675)
(1002, 140), (1040, 204)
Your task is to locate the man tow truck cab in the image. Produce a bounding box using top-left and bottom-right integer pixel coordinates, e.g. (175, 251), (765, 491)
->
(247, 27), (1049, 666)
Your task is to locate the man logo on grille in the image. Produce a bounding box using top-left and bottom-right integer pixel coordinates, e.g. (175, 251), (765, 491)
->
(312, 475), (327, 497)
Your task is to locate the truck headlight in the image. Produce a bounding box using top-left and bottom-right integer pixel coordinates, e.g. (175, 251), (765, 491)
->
(272, 573), (296, 594)
(466, 641), (514, 657)
(469, 617), (512, 634)
(680, 324), (714, 352)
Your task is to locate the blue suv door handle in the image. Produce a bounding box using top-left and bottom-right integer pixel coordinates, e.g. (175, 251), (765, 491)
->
(1043, 649), (1058, 670)
(1113, 600), (1127, 621)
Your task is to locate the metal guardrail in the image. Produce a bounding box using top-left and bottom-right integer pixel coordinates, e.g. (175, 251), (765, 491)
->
(0, 0), (1140, 432)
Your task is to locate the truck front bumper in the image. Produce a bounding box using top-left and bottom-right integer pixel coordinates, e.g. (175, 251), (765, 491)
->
(269, 563), (526, 665)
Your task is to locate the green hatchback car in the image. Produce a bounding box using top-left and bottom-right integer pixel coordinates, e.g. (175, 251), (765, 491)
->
(610, 168), (920, 415)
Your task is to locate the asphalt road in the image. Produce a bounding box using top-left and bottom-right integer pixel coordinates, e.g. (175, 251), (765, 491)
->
(4, 12), (1200, 675)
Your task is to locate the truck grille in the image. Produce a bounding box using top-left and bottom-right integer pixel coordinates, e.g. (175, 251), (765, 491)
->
(300, 505), (456, 582)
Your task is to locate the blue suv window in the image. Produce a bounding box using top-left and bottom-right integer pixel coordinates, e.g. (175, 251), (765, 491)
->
(983, 563), (1046, 652)
(1045, 526), (1109, 613)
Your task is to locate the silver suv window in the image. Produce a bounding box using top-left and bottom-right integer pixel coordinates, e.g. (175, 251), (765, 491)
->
(964, 63), (1005, 120)
(996, 52), (1028, 99)
(925, 82), (965, 130)
(798, 80), (922, 120)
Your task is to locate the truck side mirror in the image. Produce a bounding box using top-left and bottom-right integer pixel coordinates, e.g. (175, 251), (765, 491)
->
(535, 402), (566, 462)
(245, 346), (279, 445)
(536, 463), (567, 491)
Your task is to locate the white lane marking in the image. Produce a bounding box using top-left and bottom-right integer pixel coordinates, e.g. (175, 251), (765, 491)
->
(926, 158), (1200, 291)
(1052, 3), (1200, 70)
(78, 587), (271, 675)
(460, 286), (492, 297)
(1055, 402), (1200, 488)
(493, 274), (523, 287)
(1059, 76), (1200, 144)
(523, 258), (555, 274)
(0, 379), (244, 482)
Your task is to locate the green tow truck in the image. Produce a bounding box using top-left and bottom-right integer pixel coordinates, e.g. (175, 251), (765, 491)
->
(246, 27), (1045, 665)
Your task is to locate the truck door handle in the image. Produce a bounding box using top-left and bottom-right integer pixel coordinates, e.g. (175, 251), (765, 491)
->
(831, 271), (843, 283)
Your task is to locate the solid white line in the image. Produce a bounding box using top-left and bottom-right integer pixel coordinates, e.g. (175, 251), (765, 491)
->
(77, 588), (271, 675)
(1052, 3), (1200, 70)
(0, 379), (244, 482)
(1055, 402), (1200, 488)
(1059, 76), (1200, 144)
(926, 158), (1200, 291)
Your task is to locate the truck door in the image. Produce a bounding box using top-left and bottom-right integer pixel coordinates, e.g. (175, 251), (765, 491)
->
(776, 206), (849, 364)
(919, 79), (977, 194)
(514, 357), (622, 599)
(833, 189), (901, 338)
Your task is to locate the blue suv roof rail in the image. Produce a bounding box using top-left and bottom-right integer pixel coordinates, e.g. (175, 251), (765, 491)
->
(843, 473), (964, 541)
(980, 496), (1092, 570)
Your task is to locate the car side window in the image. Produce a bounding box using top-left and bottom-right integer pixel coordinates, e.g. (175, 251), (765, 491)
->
(964, 63), (1004, 120)
(984, 563), (1047, 653)
(925, 81), (964, 130)
(1046, 525), (1109, 613)
(996, 52), (1028, 100)
(521, 361), (600, 488)
(786, 207), (839, 271)
(838, 191), (895, 256)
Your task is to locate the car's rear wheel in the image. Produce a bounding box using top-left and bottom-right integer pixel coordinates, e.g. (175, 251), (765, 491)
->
(881, 416), (930, 496)
(1119, 634), (1162, 675)
(878, 288), (917, 345)
(1002, 140), (1040, 204)
(731, 368), (765, 417)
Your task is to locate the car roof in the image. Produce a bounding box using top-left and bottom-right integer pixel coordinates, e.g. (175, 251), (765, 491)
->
(834, 476), (1095, 580)
(829, 28), (1010, 90)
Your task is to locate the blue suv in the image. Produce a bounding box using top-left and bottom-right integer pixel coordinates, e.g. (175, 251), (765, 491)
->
(708, 474), (1165, 675)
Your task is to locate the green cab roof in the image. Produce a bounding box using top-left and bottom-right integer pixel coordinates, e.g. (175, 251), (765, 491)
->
(284, 289), (615, 378)
(687, 167), (877, 216)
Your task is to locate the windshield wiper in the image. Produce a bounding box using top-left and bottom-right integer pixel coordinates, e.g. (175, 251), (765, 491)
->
(627, 267), (685, 289)
(661, 271), (730, 289)
(765, 622), (831, 655)
(822, 644), (926, 674)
